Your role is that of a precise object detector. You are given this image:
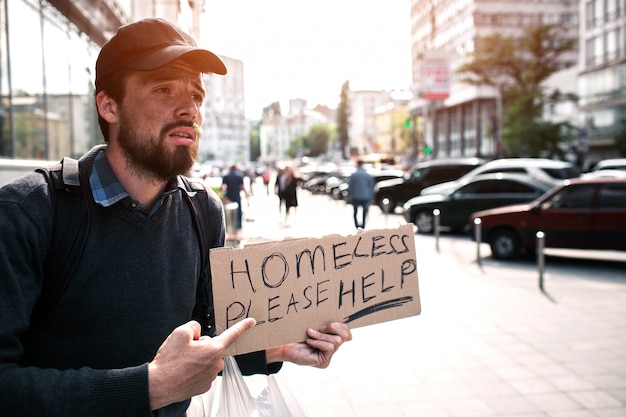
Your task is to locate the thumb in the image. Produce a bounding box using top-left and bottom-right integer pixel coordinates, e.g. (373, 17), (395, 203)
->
(213, 318), (256, 349)
(177, 320), (202, 341)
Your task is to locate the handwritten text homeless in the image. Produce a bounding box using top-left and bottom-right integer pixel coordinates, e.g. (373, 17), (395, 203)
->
(209, 223), (421, 355)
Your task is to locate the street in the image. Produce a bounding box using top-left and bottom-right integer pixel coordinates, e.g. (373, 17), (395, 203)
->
(231, 179), (626, 417)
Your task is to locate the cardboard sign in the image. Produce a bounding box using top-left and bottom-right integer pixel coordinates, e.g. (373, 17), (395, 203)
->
(209, 223), (421, 355)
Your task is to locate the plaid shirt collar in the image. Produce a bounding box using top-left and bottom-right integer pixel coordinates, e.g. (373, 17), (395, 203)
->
(89, 149), (179, 216)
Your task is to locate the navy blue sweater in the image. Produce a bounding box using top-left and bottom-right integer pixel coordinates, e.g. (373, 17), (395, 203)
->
(0, 146), (277, 417)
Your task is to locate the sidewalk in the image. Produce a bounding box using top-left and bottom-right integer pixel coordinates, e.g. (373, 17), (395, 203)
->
(236, 185), (626, 417)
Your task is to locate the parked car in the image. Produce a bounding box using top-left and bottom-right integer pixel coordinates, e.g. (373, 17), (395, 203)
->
(468, 178), (626, 260)
(588, 158), (626, 172)
(297, 164), (336, 187)
(581, 158), (626, 179)
(320, 168), (355, 196)
(373, 157), (485, 213)
(420, 158), (578, 196)
(333, 169), (405, 200)
(402, 173), (551, 234)
(580, 169), (626, 179)
(302, 168), (352, 193)
(302, 173), (332, 193)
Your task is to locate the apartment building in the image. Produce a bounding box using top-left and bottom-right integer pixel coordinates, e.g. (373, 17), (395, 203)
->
(579, 0), (626, 161)
(259, 99), (333, 163)
(408, 0), (579, 159)
(201, 56), (249, 164)
(0, 0), (126, 160)
(347, 90), (394, 157)
(0, 0), (240, 164)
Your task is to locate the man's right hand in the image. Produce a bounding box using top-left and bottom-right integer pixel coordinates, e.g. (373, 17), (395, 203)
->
(148, 318), (256, 410)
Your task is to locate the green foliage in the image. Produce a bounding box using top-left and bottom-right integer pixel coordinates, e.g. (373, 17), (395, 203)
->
(336, 80), (350, 159)
(262, 102), (282, 119)
(305, 124), (332, 156)
(248, 120), (261, 161)
(457, 24), (578, 157)
(614, 119), (626, 157)
(504, 119), (574, 158)
(286, 124), (332, 158)
(286, 138), (301, 158)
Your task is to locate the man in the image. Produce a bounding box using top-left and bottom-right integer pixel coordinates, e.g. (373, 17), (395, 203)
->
(222, 164), (248, 236)
(347, 159), (375, 229)
(0, 18), (351, 417)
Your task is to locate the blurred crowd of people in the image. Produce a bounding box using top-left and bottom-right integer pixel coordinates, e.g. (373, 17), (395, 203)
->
(204, 158), (381, 241)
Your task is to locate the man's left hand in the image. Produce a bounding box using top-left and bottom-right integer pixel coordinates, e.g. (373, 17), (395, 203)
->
(266, 322), (352, 369)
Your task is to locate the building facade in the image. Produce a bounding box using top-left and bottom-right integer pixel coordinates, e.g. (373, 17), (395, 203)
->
(0, 0), (220, 163)
(408, 0), (579, 160)
(347, 90), (393, 157)
(200, 56), (249, 165)
(578, 0), (626, 162)
(0, 0), (125, 160)
(259, 99), (333, 163)
(371, 98), (412, 157)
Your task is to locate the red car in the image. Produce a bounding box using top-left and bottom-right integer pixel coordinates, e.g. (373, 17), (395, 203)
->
(469, 178), (626, 260)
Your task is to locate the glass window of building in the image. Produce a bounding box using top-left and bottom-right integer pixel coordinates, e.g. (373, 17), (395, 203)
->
(1, 0), (100, 160)
(606, 0), (618, 20)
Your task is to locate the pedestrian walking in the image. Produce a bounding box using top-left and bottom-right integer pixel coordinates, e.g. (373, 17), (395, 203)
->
(347, 159), (375, 229)
(282, 166), (300, 225)
(275, 166), (287, 218)
(0, 17), (351, 417)
(261, 168), (271, 195)
(222, 164), (249, 237)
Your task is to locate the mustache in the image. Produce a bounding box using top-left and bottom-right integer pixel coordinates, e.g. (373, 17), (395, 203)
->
(160, 121), (201, 138)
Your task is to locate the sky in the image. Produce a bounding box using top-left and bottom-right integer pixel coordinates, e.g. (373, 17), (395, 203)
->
(201, 0), (413, 119)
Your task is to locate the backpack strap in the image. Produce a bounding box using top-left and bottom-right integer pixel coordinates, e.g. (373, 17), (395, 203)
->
(34, 164), (213, 329)
(35, 157), (90, 313)
(180, 176), (216, 336)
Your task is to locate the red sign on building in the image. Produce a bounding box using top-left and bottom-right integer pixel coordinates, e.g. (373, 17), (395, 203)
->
(420, 51), (450, 100)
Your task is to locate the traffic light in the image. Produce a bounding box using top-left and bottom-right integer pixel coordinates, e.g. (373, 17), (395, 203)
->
(424, 145), (432, 155)
(405, 120), (412, 128)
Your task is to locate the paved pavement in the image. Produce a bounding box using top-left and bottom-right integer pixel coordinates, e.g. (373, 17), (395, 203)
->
(231, 181), (626, 417)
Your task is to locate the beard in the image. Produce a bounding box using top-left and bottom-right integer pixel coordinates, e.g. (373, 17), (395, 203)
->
(116, 112), (200, 182)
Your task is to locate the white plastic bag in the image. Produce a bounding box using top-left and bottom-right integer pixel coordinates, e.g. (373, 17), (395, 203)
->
(188, 356), (308, 417)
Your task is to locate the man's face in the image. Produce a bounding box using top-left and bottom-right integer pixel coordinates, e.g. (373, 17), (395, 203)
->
(115, 61), (205, 181)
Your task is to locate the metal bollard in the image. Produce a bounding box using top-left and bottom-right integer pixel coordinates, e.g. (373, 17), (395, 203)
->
(536, 231), (545, 291)
(224, 202), (239, 245)
(382, 197), (390, 227)
(474, 217), (482, 265)
(433, 209), (440, 252)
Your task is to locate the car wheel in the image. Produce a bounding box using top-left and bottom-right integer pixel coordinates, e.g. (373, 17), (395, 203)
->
(414, 210), (434, 234)
(378, 195), (395, 214)
(489, 228), (522, 260)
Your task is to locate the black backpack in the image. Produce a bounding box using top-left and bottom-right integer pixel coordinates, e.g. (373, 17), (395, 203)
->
(35, 157), (214, 330)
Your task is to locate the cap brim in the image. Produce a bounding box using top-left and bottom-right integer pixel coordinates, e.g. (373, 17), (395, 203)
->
(126, 46), (227, 75)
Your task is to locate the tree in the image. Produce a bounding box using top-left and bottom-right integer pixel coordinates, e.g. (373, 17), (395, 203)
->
(614, 119), (626, 157)
(248, 120), (261, 161)
(303, 124), (332, 157)
(457, 24), (578, 158)
(262, 101), (281, 120)
(286, 124), (332, 158)
(336, 80), (350, 159)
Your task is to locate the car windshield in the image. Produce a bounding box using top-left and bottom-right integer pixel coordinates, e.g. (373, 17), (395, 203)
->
(542, 167), (578, 180)
(454, 179), (538, 196)
(542, 185), (594, 209)
(409, 168), (427, 180)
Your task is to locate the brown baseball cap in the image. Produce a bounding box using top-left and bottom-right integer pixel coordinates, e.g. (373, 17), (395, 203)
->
(96, 18), (226, 84)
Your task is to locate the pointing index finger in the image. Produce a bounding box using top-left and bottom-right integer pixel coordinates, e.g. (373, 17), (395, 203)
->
(214, 318), (256, 349)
